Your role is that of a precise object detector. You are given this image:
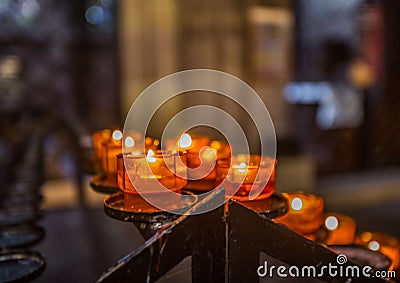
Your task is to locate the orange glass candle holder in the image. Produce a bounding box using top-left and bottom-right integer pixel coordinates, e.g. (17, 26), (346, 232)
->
(216, 154), (276, 201)
(117, 151), (187, 207)
(101, 140), (122, 175)
(165, 134), (231, 191)
(355, 231), (400, 270)
(178, 135), (211, 184)
(92, 129), (114, 159)
(323, 213), (356, 245)
(100, 133), (159, 174)
(97, 130), (124, 184)
(186, 141), (231, 191)
(274, 192), (324, 235)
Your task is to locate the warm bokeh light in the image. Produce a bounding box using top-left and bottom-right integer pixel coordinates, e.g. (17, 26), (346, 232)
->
(369, 241), (380, 251)
(291, 197), (303, 211)
(124, 136), (134, 147)
(178, 133), (192, 149)
(325, 216), (339, 231)
(112, 130), (123, 141)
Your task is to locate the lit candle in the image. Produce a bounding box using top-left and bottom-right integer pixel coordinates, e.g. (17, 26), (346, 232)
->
(231, 162), (248, 183)
(323, 213), (356, 245)
(355, 232), (400, 270)
(148, 150), (187, 191)
(100, 130), (123, 174)
(178, 133), (193, 151)
(92, 129), (113, 159)
(166, 133), (219, 191)
(210, 140), (231, 160)
(187, 147), (217, 179)
(274, 193), (324, 236)
(179, 134), (210, 168)
(118, 150), (187, 195)
(216, 154), (276, 201)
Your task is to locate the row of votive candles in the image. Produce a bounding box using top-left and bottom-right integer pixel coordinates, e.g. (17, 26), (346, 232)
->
(93, 130), (399, 270)
(93, 130), (277, 201)
(274, 192), (400, 270)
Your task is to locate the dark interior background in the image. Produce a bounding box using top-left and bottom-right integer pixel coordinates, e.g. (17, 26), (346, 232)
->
(0, 0), (399, 282)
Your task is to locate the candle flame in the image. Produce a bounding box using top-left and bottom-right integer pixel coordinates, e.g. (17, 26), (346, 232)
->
(325, 216), (339, 231)
(146, 149), (157, 163)
(291, 197), (303, 211)
(124, 136), (135, 147)
(178, 133), (192, 149)
(237, 162), (247, 173)
(369, 241), (380, 251)
(112, 130), (123, 141)
(232, 162), (247, 173)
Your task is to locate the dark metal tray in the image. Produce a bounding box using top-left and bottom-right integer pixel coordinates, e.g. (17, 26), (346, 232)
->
(0, 251), (45, 283)
(0, 206), (41, 228)
(90, 173), (119, 194)
(328, 244), (392, 271)
(236, 193), (288, 219)
(0, 225), (44, 250)
(104, 191), (198, 224)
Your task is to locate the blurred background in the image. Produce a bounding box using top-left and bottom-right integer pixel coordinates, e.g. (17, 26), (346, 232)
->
(0, 0), (399, 282)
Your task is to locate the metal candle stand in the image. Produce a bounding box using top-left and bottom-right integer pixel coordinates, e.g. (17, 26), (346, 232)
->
(96, 188), (390, 283)
(0, 126), (47, 282)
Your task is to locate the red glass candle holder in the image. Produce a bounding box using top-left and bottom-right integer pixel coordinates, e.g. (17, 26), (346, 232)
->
(216, 154), (276, 201)
(117, 151), (187, 207)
